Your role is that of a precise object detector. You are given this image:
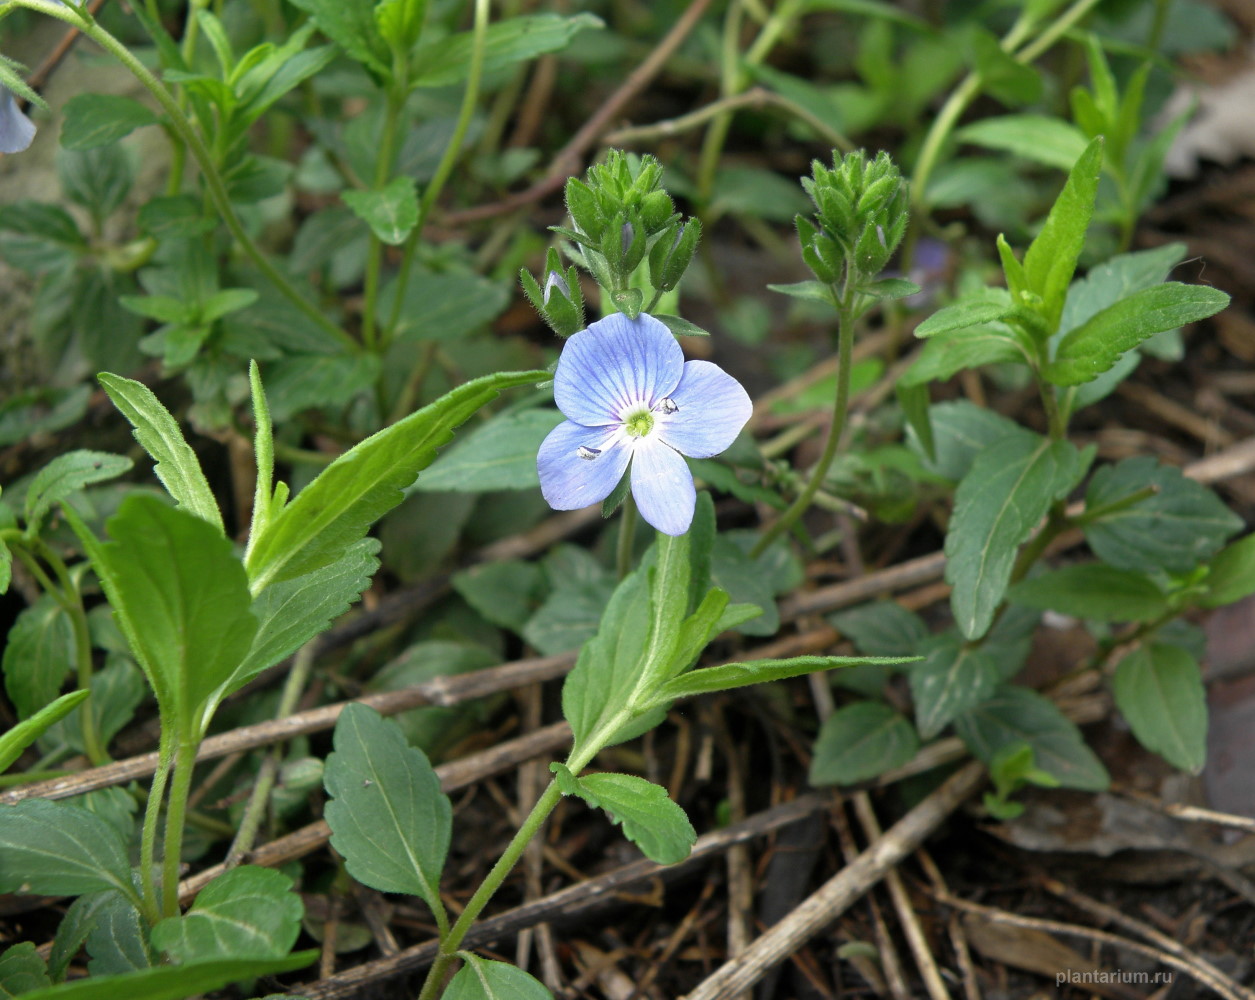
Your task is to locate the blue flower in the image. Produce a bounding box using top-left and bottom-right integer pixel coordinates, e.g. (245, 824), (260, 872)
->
(0, 89), (36, 154)
(538, 312), (752, 536)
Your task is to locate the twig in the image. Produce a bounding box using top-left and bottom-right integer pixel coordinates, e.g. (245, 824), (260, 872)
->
(681, 761), (985, 1000)
(853, 794), (951, 1000)
(934, 892), (1255, 1000)
(298, 795), (830, 1000)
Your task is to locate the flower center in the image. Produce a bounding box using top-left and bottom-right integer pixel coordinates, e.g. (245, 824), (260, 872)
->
(623, 407), (654, 438)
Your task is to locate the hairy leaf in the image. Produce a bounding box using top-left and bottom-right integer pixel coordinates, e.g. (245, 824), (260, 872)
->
(1113, 644), (1206, 774)
(151, 867), (302, 963)
(0, 799), (136, 902)
(809, 701), (919, 785)
(24, 451), (132, 532)
(553, 767), (695, 865)
(1008, 563), (1168, 621)
(444, 955), (553, 1000)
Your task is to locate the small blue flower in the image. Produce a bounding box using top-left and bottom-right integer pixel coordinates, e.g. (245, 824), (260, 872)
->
(0, 89), (36, 154)
(538, 312), (752, 536)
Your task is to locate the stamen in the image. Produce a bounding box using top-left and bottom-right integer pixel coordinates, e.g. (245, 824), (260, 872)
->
(577, 446), (601, 460)
(657, 397), (678, 414)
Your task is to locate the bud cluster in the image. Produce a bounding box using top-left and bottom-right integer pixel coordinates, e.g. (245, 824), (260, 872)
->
(522, 150), (700, 331)
(797, 150), (909, 285)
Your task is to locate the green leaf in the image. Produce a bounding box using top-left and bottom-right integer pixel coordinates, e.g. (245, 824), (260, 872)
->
(829, 601), (928, 656)
(85, 894), (153, 975)
(1008, 563), (1169, 621)
(97, 373), (223, 533)
(2, 596), (74, 719)
(0, 690), (89, 773)
(238, 538), (379, 684)
(1057, 242), (1186, 334)
(0, 942), (52, 996)
(968, 27), (1042, 105)
(199, 288), (259, 323)
(809, 701), (919, 786)
(24, 450), (132, 532)
(60, 94), (160, 151)
(412, 13), (604, 88)
(914, 295), (1013, 337)
(415, 408), (563, 492)
(75, 496), (257, 737)
(863, 277), (921, 301)
(1113, 644), (1207, 773)
(342, 177), (419, 245)
(653, 314), (710, 337)
(50, 892), (118, 983)
(955, 685), (1109, 791)
(16, 954), (317, 1000)
(767, 280), (836, 305)
(901, 325), (1027, 386)
(957, 114), (1089, 171)
(444, 955), (553, 1000)
(286, 0), (389, 75)
(151, 867), (303, 963)
(653, 656), (915, 704)
(245, 368), (545, 589)
(452, 560), (545, 632)
(323, 704), (451, 919)
(561, 567), (653, 747)
(1045, 283), (1230, 386)
(381, 269), (510, 344)
(552, 768), (696, 865)
(1083, 456), (1242, 573)
(709, 535), (776, 636)
(262, 353), (380, 422)
(39, 657), (145, 759)
(59, 145), (134, 224)
(0, 799), (137, 902)
(910, 636), (1001, 739)
(945, 431), (1083, 639)
(908, 400), (1021, 483)
(1201, 533), (1255, 608)
(1021, 136), (1104, 331)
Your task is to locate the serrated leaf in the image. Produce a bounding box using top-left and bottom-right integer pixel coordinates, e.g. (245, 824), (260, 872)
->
(945, 431), (1082, 639)
(957, 114), (1089, 171)
(709, 535), (776, 636)
(767, 280), (835, 305)
(16, 953), (317, 1000)
(50, 892), (118, 983)
(1113, 644), (1206, 773)
(2, 596), (74, 719)
(901, 325), (1027, 386)
(414, 409), (563, 492)
(0, 799), (136, 902)
(864, 277), (921, 301)
(1083, 456), (1242, 573)
(910, 637), (1000, 739)
(97, 373), (222, 533)
(555, 769), (696, 865)
(1201, 533), (1255, 608)
(653, 656), (915, 704)
(1057, 242), (1186, 335)
(238, 538), (379, 683)
(342, 177), (418, 245)
(40, 658), (145, 757)
(954, 685), (1109, 791)
(0, 690), (89, 773)
(914, 295), (1013, 337)
(286, 0), (389, 74)
(0, 942), (51, 996)
(60, 94), (160, 151)
(24, 450), (132, 531)
(1008, 563), (1169, 621)
(151, 867), (302, 963)
(1045, 283), (1230, 386)
(245, 369), (545, 589)
(75, 495), (257, 737)
(907, 400), (1021, 483)
(809, 701), (919, 786)
(444, 955), (554, 1000)
(382, 268), (510, 343)
(323, 704), (451, 918)
(1021, 136), (1104, 330)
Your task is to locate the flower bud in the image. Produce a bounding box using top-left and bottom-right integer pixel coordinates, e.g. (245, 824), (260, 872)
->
(649, 218), (702, 292)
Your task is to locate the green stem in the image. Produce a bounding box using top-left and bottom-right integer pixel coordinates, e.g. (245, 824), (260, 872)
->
(139, 728), (175, 924)
(615, 495), (638, 581)
(161, 736), (200, 917)
(382, 0), (491, 346)
(751, 284), (856, 558)
(361, 72), (407, 353)
(16, 0), (359, 354)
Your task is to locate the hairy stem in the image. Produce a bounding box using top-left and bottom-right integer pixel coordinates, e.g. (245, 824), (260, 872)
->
(161, 736), (199, 917)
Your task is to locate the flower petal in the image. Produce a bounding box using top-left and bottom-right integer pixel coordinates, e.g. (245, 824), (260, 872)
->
(537, 420), (631, 511)
(656, 360), (753, 458)
(630, 439), (695, 536)
(553, 313), (684, 426)
(0, 90), (36, 155)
